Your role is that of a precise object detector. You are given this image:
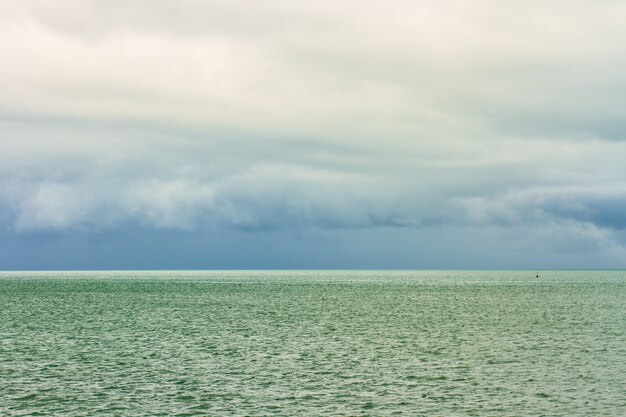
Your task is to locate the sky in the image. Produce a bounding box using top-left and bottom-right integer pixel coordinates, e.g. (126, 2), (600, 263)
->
(1, 0), (626, 270)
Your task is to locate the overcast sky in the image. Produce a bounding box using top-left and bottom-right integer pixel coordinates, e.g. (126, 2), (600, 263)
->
(2, 0), (626, 269)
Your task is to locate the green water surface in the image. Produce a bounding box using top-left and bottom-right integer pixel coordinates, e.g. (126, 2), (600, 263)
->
(1, 271), (625, 416)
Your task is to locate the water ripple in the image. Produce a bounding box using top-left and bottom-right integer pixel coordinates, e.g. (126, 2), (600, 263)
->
(1, 270), (625, 416)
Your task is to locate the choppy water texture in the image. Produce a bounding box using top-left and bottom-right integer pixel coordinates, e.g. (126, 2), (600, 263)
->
(1, 271), (625, 416)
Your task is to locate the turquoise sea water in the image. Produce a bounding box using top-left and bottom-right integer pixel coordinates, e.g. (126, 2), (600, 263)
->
(1, 270), (625, 416)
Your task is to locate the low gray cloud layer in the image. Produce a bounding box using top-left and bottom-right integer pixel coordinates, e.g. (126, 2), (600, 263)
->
(2, 0), (626, 268)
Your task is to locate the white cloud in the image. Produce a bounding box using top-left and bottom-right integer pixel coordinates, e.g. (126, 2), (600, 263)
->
(3, 0), (625, 141)
(121, 180), (215, 229)
(7, 182), (96, 232)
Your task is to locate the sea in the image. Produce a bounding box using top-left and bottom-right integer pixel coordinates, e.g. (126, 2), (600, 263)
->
(1, 270), (625, 416)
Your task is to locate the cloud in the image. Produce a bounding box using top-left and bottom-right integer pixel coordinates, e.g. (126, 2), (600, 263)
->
(2, 1), (626, 267)
(2, 131), (624, 241)
(3, 1), (626, 140)
(455, 186), (626, 230)
(10, 182), (95, 232)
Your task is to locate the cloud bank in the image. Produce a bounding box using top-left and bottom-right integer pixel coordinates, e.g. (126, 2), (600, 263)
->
(2, 0), (626, 268)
